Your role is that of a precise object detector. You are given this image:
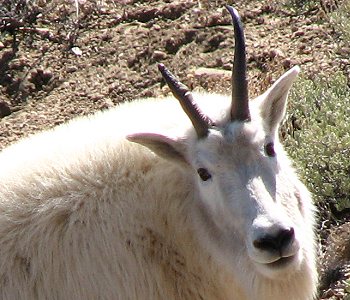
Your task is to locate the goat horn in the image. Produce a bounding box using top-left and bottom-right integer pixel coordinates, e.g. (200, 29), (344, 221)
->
(158, 63), (212, 139)
(226, 5), (250, 122)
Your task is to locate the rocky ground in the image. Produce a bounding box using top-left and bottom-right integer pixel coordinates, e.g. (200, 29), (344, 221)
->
(0, 0), (349, 298)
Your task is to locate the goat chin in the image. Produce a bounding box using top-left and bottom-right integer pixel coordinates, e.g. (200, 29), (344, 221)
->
(253, 252), (302, 279)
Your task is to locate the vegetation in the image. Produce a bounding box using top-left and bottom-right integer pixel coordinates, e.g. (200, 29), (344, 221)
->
(328, 0), (350, 45)
(283, 74), (350, 217)
(279, 0), (350, 223)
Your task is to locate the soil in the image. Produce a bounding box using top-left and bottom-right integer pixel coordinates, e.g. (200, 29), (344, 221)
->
(0, 0), (349, 298)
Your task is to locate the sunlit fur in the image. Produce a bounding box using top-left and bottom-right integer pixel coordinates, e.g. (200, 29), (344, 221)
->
(0, 67), (317, 299)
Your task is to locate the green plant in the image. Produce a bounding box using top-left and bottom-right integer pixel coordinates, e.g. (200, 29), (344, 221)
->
(272, 0), (320, 13)
(328, 0), (350, 47)
(346, 278), (350, 294)
(282, 73), (350, 217)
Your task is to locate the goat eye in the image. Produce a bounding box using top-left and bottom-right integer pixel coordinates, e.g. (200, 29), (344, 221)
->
(197, 168), (212, 181)
(264, 142), (276, 157)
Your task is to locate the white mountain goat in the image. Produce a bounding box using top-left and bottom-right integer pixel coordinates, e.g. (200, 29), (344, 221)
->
(0, 6), (317, 300)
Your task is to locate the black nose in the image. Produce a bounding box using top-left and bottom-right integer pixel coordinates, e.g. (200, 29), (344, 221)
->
(253, 227), (295, 253)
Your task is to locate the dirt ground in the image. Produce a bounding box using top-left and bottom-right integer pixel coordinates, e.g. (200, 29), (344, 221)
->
(1, 0), (350, 298)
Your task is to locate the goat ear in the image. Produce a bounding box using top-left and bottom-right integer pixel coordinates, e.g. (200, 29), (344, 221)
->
(127, 133), (188, 164)
(260, 66), (300, 134)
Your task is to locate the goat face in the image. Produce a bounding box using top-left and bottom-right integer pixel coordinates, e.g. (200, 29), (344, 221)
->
(189, 98), (306, 280)
(184, 67), (306, 281)
(128, 6), (314, 281)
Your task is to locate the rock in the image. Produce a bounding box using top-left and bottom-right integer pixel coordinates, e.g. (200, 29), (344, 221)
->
(0, 101), (11, 118)
(152, 50), (167, 61)
(282, 58), (292, 69)
(71, 47), (82, 56)
(293, 30), (305, 37)
(194, 67), (231, 79)
(67, 65), (78, 73)
(269, 49), (284, 59)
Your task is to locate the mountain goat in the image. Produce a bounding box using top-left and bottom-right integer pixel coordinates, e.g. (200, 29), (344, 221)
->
(0, 6), (317, 300)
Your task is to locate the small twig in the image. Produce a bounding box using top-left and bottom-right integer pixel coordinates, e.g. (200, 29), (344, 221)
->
(74, 0), (79, 20)
(18, 26), (58, 42)
(0, 17), (24, 33)
(64, 0), (81, 49)
(0, 17), (59, 42)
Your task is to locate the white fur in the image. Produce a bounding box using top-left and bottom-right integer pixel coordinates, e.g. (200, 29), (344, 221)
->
(0, 67), (318, 299)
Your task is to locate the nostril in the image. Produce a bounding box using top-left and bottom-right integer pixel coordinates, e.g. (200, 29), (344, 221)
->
(253, 227), (295, 252)
(278, 227), (294, 250)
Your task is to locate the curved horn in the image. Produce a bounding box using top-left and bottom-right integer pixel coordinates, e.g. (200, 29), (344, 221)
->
(226, 5), (250, 122)
(158, 63), (212, 139)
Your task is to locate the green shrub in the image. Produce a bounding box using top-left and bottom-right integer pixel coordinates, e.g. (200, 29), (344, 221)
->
(328, 0), (350, 46)
(282, 74), (350, 215)
(273, 0), (320, 13)
(346, 279), (350, 298)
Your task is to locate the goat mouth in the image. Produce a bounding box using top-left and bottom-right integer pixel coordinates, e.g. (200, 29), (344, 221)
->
(266, 255), (295, 268)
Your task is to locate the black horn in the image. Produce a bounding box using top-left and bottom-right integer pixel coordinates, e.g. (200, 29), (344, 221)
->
(158, 63), (212, 139)
(226, 6), (250, 121)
